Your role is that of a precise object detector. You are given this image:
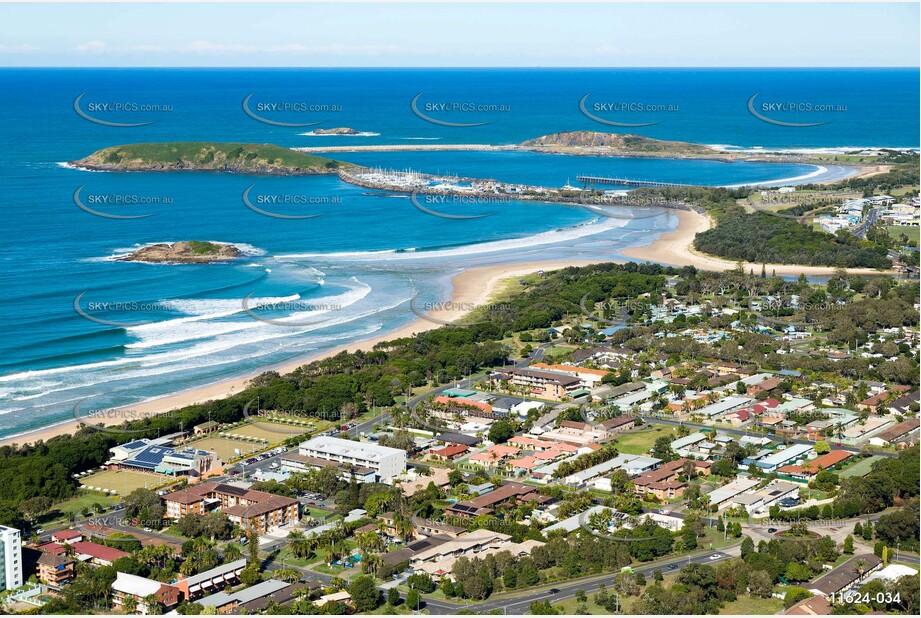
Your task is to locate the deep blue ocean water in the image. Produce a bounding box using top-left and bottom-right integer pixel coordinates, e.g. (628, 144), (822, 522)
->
(0, 68), (917, 438)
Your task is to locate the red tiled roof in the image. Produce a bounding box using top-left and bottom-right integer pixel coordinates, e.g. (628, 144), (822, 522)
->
(51, 529), (83, 541)
(432, 444), (469, 458)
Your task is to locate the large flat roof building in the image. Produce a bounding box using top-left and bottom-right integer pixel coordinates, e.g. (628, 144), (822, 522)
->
(298, 436), (406, 482)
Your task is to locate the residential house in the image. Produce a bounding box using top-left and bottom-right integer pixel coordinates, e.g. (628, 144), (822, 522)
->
(868, 418), (920, 447)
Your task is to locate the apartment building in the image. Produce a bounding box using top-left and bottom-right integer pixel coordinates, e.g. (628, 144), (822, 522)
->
(163, 483), (300, 533)
(0, 526), (23, 592)
(297, 436), (406, 482)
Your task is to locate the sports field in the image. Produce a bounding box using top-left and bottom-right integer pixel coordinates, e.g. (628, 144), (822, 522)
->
(80, 469), (170, 496)
(222, 420), (311, 444)
(190, 435), (265, 461)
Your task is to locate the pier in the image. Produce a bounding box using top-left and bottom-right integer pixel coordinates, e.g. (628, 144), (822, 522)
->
(576, 175), (696, 189)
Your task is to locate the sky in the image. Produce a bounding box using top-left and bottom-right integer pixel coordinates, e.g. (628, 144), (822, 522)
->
(0, 2), (918, 67)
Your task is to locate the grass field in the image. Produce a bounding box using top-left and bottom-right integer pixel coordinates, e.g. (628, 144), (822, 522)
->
(223, 420), (312, 444)
(719, 595), (785, 614)
(188, 435), (265, 461)
(81, 469), (171, 496)
(40, 492), (121, 526)
(886, 225), (920, 244)
(839, 455), (884, 478)
(612, 425), (679, 455)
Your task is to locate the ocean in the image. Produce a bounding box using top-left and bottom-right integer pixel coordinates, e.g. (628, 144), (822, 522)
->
(0, 68), (917, 439)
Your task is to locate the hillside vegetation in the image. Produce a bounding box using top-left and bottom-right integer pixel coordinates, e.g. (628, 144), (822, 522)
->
(519, 131), (723, 158)
(73, 142), (349, 175)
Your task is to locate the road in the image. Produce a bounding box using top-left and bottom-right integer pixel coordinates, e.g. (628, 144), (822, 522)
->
(422, 545), (741, 615)
(852, 207), (880, 239)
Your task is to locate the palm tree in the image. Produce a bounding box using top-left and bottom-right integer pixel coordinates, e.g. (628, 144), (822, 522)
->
(122, 595), (138, 614)
(288, 531), (311, 559)
(143, 594), (163, 615)
(223, 542), (243, 561)
(324, 544), (342, 566)
(363, 553), (384, 577)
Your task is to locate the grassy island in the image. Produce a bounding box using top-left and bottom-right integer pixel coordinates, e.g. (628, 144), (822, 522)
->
(72, 142), (351, 175)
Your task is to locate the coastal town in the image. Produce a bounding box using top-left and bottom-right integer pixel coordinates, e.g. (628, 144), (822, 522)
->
(2, 262), (918, 616)
(1, 3), (919, 616)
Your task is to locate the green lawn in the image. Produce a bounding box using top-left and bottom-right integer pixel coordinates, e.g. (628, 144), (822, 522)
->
(839, 456), (884, 478)
(611, 426), (679, 455)
(273, 546), (316, 568)
(305, 507), (333, 521)
(39, 492), (121, 527)
(886, 225), (920, 244)
(719, 595), (784, 614)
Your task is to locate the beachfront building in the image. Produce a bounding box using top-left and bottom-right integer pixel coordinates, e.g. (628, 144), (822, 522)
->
(106, 438), (220, 477)
(296, 436), (406, 482)
(0, 526), (23, 592)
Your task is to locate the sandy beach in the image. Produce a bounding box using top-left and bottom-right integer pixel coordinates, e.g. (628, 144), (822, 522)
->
(0, 259), (604, 448)
(622, 209), (898, 277)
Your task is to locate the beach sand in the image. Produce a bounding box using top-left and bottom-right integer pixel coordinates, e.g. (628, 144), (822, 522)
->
(0, 259), (604, 448)
(621, 209), (898, 277)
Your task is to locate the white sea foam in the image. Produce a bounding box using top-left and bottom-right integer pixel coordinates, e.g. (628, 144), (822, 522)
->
(55, 161), (111, 172)
(723, 165), (829, 189)
(708, 144), (919, 154)
(276, 217), (629, 262)
(90, 241), (268, 263)
(299, 131), (381, 137)
(400, 137), (442, 141)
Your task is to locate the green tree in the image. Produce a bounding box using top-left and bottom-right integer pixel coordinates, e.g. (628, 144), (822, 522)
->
(487, 419), (515, 444)
(405, 588), (421, 611)
(349, 575), (382, 612)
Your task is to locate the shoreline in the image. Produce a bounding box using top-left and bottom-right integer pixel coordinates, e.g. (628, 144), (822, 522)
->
(621, 209), (898, 277)
(0, 259), (605, 449)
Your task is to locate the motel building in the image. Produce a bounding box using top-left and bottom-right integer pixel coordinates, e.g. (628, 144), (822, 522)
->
(112, 572), (182, 615)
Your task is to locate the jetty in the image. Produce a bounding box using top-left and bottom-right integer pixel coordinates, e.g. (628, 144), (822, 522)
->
(576, 175), (697, 189)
